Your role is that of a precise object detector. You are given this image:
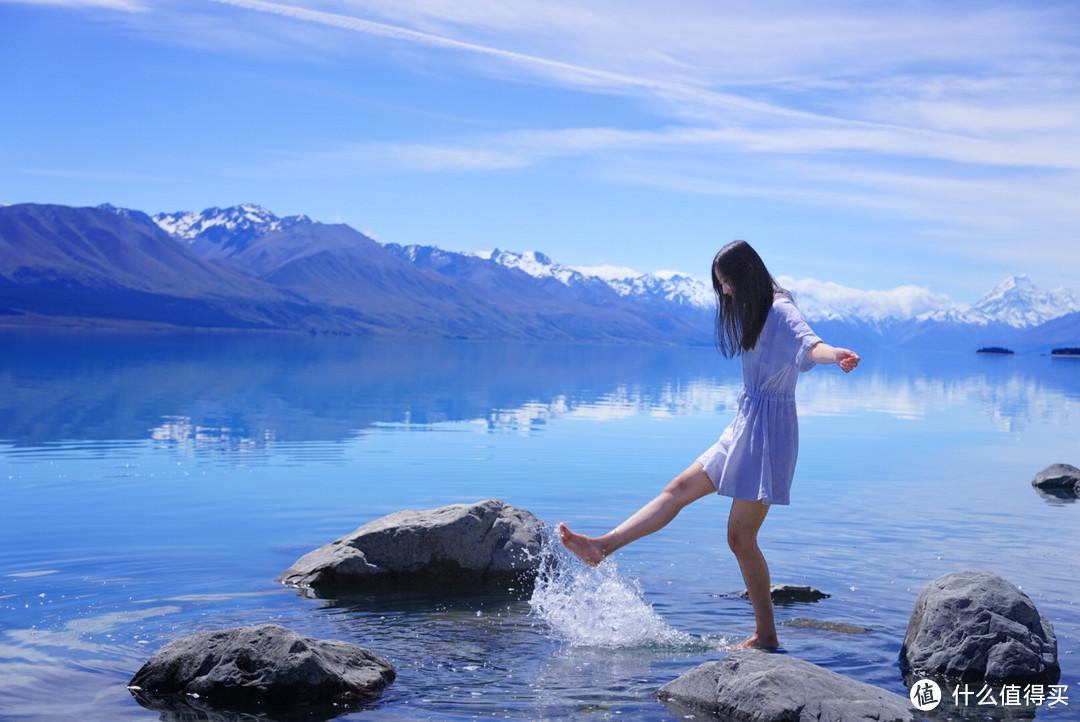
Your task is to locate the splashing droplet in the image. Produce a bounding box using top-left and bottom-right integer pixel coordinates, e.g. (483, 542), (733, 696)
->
(528, 528), (701, 649)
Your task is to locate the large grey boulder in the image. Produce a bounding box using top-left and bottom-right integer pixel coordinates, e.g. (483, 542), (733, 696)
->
(655, 650), (916, 722)
(129, 624), (394, 716)
(901, 569), (1059, 683)
(278, 500), (544, 595)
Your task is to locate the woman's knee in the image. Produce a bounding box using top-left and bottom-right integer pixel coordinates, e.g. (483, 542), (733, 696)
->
(727, 500), (768, 554)
(727, 524), (758, 555)
(664, 466), (715, 506)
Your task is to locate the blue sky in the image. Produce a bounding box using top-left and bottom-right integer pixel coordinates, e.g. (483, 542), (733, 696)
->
(3, 0), (1078, 302)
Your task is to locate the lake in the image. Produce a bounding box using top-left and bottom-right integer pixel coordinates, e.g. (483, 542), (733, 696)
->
(1, 329), (1077, 720)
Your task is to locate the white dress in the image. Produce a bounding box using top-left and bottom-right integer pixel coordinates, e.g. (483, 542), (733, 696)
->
(696, 295), (822, 505)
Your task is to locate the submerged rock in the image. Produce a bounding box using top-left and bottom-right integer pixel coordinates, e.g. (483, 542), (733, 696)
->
(129, 624), (394, 717)
(782, 617), (872, 635)
(655, 649), (915, 722)
(900, 569), (1059, 683)
(278, 499), (544, 595)
(735, 583), (830, 603)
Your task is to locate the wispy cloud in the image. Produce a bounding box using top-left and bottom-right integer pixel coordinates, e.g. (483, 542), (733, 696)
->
(206, 2), (1080, 209)
(11, 0), (1078, 294)
(204, 0), (664, 92)
(325, 120), (1080, 176)
(229, 3), (862, 133)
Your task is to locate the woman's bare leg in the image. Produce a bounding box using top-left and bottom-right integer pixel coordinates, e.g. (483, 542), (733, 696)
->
(727, 498), (779, 649)
(558, 462), (716, 566)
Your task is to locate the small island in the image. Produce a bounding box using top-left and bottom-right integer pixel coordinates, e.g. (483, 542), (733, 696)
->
(976, 346), (1014, 355)
(1050, 347), (1080, 357)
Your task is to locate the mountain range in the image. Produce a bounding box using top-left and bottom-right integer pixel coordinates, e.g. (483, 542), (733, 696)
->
(1, 202), (1076, 352)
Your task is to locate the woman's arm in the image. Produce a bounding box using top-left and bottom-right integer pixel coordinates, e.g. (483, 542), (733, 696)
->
(807, 342), (860, 373)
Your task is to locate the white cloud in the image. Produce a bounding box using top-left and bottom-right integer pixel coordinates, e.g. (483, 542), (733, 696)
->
(181, 3), (1080, 178)
(777, 276), (958, 322)
(653, 269), (695, 280)
(570, 264), (641, 281)
(20, 0), (1078, 292)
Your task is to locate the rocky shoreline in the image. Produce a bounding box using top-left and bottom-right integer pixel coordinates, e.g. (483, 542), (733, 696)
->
(130, 474), (1070, 720)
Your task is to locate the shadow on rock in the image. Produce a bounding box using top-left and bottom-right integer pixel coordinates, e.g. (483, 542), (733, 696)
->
(129, 686), (375, 722)
(129, 625), (395, 722)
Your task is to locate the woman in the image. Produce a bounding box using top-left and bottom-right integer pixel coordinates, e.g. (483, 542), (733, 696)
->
(558, 240), (859, 649)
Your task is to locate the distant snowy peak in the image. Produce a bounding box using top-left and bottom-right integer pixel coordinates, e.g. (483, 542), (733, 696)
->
(152, 204), (312, 242)
(603, 271), (713, 309)
(471, 254), (1077, 327)
(474, 249), (586, 286)
(473, 249), (713, 309)
(787, 273), (1078, 329)
(970, 274), (1079, 328)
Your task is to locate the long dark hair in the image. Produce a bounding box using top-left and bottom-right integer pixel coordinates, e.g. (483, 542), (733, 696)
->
(712, 240), (785, 357)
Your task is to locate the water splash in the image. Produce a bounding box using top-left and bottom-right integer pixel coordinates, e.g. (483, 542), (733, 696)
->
(528, 527), (716, 649)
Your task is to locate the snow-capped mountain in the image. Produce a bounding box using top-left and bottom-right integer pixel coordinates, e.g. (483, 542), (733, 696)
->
(473, 249), (714, 310)
(582, 267), (714, 309)
(784, 274), (1076, 331)
(471, 250), (1076, 342)
(63, 201), (1076, 349)
(151, 204), (312, 259)
(905, 275), (1079, 328)
(969, 274), (1079, 328)
(153, 203), (307, 240)
(137, 204), (1077, 337)
(474, 249), (581, 285)
(466, 249), (637, 305)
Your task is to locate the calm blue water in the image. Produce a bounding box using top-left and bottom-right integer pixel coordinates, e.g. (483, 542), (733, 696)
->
(1, 330), (1077, 720)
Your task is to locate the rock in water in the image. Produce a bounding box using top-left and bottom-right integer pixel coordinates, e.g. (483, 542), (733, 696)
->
(1031, 463), (1080, 490)
(655, 650), (915, 722)
(278, 499), (544, 595)
(782, 618), (871, 635)
(129, 624), (394, 715)
(900, 569), (1059, 683)
(736, 583), (830, 603)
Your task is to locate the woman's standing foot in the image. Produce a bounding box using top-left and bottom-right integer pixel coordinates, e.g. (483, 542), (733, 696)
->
(730, 632), (780, 651)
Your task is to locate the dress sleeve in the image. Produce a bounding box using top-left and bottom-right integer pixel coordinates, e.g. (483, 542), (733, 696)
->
(773, 297), (822, 372)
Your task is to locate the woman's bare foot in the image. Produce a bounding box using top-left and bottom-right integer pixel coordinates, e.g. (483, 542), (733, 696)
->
(730, 633), (780, 651)
(557, 522), (607, 566)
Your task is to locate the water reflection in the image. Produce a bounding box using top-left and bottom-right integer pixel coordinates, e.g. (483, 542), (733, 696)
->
(130, 688), (368, 722)
(2, 331), (1077, 450)
(1033, 486), (1079, 505)
(2, 331), (1078, 721)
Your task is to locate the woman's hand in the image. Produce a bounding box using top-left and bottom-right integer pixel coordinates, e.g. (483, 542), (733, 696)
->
(808, 342), (860, 372)
(834, 348), (860, 373)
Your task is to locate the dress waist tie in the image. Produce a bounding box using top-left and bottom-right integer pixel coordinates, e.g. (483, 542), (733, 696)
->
(739, 388), (796, 402)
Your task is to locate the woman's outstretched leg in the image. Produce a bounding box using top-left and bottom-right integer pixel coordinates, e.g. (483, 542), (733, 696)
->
(558, 463), (716, 566)
(727, 498), (778, 649)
